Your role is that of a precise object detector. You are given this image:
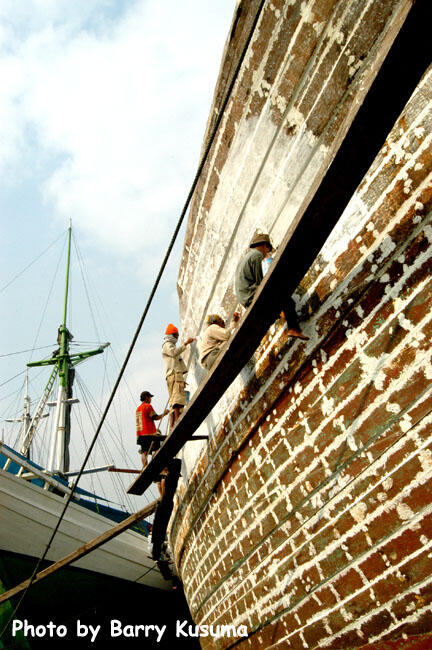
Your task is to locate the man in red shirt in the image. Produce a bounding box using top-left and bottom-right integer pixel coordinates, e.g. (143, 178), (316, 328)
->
(136, 390), (169, 469)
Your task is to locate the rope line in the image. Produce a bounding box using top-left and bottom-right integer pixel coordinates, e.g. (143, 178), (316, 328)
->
(0, 370), (28, 388)
(28, 233), (68, 363)
(0, 232), (65, 293)
(0, 345), (56, 358)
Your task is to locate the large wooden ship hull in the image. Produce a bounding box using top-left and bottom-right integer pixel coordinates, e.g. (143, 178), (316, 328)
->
(168, 0), (432, 647)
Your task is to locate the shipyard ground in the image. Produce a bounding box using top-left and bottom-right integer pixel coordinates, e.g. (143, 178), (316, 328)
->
(0, 552), (199, 649)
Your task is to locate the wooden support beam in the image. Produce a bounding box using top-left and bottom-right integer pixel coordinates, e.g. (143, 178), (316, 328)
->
(108, 467), (141, 474)
(151, 459), (182, 561)
(0, 498), (159, 605)
(133, 434), (208, 443)
(128, 2), (430, 497)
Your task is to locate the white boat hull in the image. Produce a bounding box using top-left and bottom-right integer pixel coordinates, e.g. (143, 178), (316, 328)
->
(0, 469), (168, 590)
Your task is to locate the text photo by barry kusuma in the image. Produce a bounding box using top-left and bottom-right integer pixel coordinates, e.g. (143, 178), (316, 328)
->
(11, 618), (249, 645)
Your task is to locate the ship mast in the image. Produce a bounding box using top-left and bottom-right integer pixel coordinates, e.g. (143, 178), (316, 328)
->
(20, 370), (32, 458)
(49, 219), (73, 474)
(28, 222), (109, 476)
(4, 369), (32, 461)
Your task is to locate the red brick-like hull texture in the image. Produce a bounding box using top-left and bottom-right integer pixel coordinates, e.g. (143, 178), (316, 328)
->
(170, 1), (432, 648)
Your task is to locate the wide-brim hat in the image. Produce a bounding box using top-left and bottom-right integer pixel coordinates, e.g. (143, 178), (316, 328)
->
(249, 232), (273, 251)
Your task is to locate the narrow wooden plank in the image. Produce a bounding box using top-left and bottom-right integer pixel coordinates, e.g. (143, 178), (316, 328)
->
(134, 434), (208, 442)
(108, 467), (141, 474)
(0, 498), (159, 604)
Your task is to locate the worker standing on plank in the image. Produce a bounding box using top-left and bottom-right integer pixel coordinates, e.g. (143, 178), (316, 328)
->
(136, 390), (169, 469)
(234, 232), (308, 340)
(199, 312), (240, 371)
(162, 324), (196, 429)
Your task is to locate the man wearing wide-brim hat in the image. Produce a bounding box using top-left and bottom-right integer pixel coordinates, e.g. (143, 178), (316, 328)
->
(234, 232), (308, 340)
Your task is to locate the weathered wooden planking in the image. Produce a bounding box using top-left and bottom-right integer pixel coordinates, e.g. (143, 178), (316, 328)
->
(129, 0), (426, 503)
(168, 1), (432, 648)
(178, 0), (415, 328)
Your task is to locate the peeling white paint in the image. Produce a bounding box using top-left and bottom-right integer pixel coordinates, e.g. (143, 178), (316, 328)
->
(396, 502), (415, 521)
(350, 502), (368, 523)
(418, 448), (432, 472)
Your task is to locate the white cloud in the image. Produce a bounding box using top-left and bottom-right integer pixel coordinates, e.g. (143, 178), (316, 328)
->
(0, 0), (234, 261)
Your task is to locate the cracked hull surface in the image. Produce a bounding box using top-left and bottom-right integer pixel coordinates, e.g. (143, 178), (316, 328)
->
(170, 2), (432, 648)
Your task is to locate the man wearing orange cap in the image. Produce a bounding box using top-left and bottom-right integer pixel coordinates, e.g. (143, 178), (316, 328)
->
(162, 324), (196, 428)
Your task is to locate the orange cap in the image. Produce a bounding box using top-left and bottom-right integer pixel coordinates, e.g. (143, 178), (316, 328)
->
(165, 323), (179, 335)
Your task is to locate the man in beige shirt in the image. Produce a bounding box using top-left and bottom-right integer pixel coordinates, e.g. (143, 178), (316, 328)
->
(199, 313), (240, 371)
(162, 323), (196, 429)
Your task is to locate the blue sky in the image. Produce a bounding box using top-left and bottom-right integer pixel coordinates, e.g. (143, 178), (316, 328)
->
(0, 0), (234, 506)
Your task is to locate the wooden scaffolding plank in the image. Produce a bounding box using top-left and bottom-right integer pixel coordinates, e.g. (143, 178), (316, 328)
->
(132, 434), (208, 442)
(127, 2), (430, 497)
(0, 499), (159, 605)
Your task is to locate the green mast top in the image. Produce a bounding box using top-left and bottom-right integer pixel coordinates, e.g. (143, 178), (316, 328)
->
(27, 222), (109, 473)
(61, 220), (72, 331)
(28, 222), (109, 372)
(58, 219), (72, 390)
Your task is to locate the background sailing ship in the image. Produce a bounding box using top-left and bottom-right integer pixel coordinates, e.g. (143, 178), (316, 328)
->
(0, 225), (196, 649)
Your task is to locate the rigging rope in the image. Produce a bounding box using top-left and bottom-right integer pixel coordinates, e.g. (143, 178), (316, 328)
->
(0, 370), (27, 388)
(0, 344), (56, 358)
(71, 233), (138, 421)
(72, 234), (101, 341)
(0, 1), (267, 635)
(0, 232), (65, 294)
(28, 234), (68, 363)
(74, 372), (147, 511)
(75, 373), (125, 509)
(0, 358), (55, 389)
